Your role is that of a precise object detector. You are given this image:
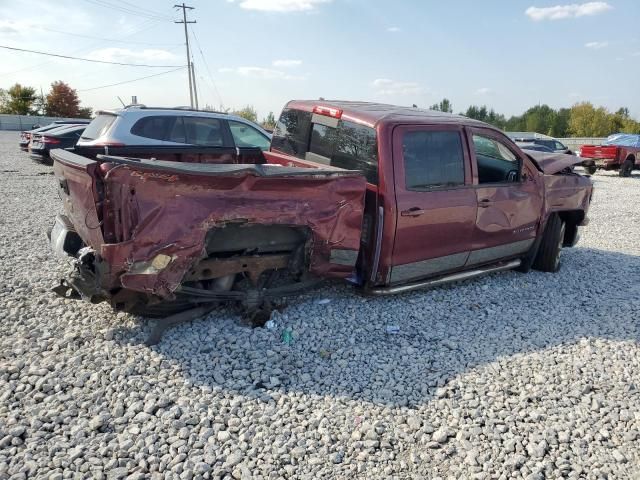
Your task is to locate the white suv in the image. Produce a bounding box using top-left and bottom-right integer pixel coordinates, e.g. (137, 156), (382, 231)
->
(77, 106), (271, 151)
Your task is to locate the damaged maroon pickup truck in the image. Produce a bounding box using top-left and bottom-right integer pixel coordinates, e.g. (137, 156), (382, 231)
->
(50, 101), (593, 320)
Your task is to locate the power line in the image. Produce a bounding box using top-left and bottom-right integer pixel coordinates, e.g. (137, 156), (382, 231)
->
(82, 0), (173, 22)
(78, 66), (186, 91)
(190, 26), (224, 108)
(36, 26), (181, 46)
(0, 45), (184, 68)
(0, 18), (164, 78)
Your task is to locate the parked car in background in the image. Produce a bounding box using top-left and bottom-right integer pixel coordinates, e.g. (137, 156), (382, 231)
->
(74, 106), (272, 164)
(29, 124), (86, 163)
(516, 142), (555, 153)
(20, 120), (90, 151)
(49, 101), (592, 319)
(507, 132), (573, 154)
(579, 134), (640, 177)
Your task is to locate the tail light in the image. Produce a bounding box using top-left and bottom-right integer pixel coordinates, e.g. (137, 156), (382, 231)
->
(313, 105), (343, 119)
(43, 136), (61, 145)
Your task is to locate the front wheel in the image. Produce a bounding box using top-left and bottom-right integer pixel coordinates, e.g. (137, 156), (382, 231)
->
(619, 159), (634, 177)
(533, 214), (565, 273)
(584, 165), (597, 175)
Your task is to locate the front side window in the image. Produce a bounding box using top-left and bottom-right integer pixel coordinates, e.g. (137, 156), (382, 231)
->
(472, 134), (520, 184)
(228, 120), (270, 150)
(183, 117), (224, 146)
(402, 131), (465, 190)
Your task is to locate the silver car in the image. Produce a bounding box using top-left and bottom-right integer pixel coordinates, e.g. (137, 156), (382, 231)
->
(77, 106), (271, 152)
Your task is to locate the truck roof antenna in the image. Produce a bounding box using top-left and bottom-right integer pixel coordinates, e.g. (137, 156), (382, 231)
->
(117, 96), (126, 108)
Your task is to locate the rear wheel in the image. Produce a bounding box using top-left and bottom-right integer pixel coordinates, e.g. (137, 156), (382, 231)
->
(619, 159), (634, 177)
(533, 214), (565, 273)
(584, 165), (597, 175)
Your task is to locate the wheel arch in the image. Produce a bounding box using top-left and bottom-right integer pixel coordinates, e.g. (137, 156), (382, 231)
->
(557, 209), (584, 247)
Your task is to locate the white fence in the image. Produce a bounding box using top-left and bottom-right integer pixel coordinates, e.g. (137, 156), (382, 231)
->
(557, 137), (607, 151)
(0, 114), (83, 131)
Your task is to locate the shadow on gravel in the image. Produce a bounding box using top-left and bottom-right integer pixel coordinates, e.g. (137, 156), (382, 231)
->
(112, 247), (640, 408)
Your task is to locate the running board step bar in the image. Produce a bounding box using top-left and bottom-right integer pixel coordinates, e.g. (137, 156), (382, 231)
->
(368, 259), (521, 296)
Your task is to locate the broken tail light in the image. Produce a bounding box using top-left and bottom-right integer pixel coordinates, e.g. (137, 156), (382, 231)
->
(313, 105), (343, 119)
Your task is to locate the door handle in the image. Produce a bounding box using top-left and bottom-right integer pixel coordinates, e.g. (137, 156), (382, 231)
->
(401, 207), (426, 217)
(478, 199), (494, 208)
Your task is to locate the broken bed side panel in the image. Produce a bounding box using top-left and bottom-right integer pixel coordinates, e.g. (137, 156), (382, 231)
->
(99, 163), (367, 298)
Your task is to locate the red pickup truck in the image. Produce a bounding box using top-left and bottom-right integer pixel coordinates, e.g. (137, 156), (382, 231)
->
(49, 101), (593, 319)
(579, 134), (640, 176)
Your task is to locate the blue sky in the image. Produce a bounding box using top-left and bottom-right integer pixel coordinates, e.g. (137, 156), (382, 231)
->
(0, 0), (638, 120)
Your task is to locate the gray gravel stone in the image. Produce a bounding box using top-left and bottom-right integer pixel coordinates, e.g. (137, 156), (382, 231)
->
(0, 136), (638, 478)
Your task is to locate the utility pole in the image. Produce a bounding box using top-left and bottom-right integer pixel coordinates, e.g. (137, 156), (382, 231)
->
(191, 63), (199, 109)
(174, 3), (196, 108)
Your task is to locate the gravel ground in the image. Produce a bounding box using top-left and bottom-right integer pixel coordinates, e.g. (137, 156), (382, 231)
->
(1, 130), (639, 479)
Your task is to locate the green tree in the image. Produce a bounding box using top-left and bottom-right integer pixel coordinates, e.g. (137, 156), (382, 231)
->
(430, 98), (452, 113)
(522, 105), (557, 135)
(262, 111), (276, 129)
(233, 105), (258, 123)
(3, 83), (37, 115)
(78, 107), (93, 119)
(550, 108), (570, 137)
(568, 102), (615, 137)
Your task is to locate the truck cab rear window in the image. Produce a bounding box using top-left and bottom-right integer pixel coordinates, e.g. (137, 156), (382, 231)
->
(272, 108), (378, 184)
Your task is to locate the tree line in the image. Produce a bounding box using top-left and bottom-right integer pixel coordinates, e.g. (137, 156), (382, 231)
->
(0, 81), (92, 118)
(430, 99), (640, 137)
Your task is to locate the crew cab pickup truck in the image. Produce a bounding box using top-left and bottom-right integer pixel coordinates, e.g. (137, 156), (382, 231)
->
(579, 134), (640, 176)
(49, 101), (593, 318)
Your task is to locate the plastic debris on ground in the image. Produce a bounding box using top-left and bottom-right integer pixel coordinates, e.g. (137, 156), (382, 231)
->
(385, 325), (401, 335)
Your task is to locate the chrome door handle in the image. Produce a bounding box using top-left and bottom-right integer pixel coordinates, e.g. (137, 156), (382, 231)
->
(401, 208), (426, 217)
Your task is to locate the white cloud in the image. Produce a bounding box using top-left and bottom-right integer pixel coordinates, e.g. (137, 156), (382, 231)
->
(632, 52), (640, 57)
(387, 26), (401, 32)
(272, 59), (302, 67)
(476, 87), (492, 95)
(227, 0), (332, 12)
(372, 78), (422, 96)
(219, 66), (305, 80)
(585, 41), (609, 49)
(525, 2), (612, 21)
(87, 48), (177, 62)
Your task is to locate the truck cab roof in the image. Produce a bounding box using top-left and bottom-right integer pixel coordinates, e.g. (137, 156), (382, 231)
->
(285, 100), (490, 129)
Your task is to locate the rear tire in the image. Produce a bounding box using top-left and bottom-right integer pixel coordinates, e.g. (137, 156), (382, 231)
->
(619, 159), (634, 177)
(533, 214), (565, 273)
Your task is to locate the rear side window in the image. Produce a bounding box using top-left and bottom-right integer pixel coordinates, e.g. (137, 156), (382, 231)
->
(183, 117), (224, 146)
(272, 108), (312, 157)
(332, 121), (378, 184)
(402, 131), (465, 189)
(130, 115), (228, 146)
(272, 108), (378, 184)
(130, 116), (173, 141)
(81, 114), (116, 140)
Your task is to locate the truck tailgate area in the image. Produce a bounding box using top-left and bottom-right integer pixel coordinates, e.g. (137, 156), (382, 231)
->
(51, 149), (367, 299)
